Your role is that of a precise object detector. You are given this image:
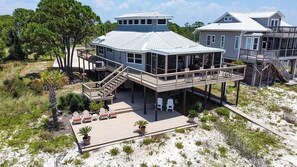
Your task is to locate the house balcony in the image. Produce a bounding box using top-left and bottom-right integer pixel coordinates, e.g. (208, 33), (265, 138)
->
(267, 26), (297, 38)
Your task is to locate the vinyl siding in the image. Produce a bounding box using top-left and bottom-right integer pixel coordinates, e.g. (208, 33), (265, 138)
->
(199, 31), (241, 60)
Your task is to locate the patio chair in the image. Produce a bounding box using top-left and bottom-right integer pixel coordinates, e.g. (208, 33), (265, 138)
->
(99, 108), (108, 120)
(82, 110), (92, 123)
(72, 111), (81, 124)
(157, 98), (163, 111)
(166, 99), (174, 112)
(108, 110), (117, 119)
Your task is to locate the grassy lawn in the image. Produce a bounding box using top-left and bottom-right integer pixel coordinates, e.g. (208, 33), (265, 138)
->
(0, 60), (76, 159)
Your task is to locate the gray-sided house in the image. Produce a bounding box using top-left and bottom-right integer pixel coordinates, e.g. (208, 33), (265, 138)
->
(77, 12), (246, 121)
(195, 11), (297, 86)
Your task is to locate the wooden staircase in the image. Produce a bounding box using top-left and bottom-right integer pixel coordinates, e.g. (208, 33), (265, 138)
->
(96, 67), (128, 100)
(265, 51), (290, 83)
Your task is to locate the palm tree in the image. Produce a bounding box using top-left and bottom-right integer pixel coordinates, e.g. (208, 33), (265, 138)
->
(40, 70), (65, 128)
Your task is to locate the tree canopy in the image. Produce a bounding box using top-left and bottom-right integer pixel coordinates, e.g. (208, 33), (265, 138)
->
(168, 21), (204, 42)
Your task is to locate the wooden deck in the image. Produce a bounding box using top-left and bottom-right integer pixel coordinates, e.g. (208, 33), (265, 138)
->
(71, 91), (196, 152)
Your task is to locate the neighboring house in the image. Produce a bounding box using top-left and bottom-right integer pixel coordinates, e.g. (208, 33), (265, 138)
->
(195, 11), (297, 86)
(78, 12), (246, 120)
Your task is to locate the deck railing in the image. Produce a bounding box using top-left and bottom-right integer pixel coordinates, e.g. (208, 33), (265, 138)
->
(82, 54), (246, 96)
(270, 26), (297, 33)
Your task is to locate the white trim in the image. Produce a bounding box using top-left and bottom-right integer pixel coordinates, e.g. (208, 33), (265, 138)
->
(234, 36), (240, 50)
(270, 19), (279, 27)
(220, 35), (225, 48)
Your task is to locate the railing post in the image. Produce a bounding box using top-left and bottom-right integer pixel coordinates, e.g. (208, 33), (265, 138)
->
(141, 71), (143, 83)
(230, 68), (233, 81)
(192, 73), (195, 87)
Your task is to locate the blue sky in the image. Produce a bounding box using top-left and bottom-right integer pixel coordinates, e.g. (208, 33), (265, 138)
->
(0, 0), (297, 26)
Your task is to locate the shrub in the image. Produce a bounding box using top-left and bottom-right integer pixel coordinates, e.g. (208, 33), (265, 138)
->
(123, 145), (134, 156)
(89, 101), (104, 112)
(29, 79), (44, 95)
(109, 147), (119, 156)
(267, 104), (281, 112)
(74, 159), (83, 166)
(195, 140), (202, 146)
(140, 162), (148, 167)
(175, 128), (186, 133)
(232, 60), (244, 65)
(142, 138), (159, 145)
(194, 102), (202, 111)
(200, 116), (208, 123)
(215, 107), (230, 118)
(218, 146), (228, 157)
(175, 142), (184, 149)
(58, 93), (89, 112)
(39, 131), (53, 140)
(202, 124), (212, 131)
(188, 109), (198, 118)
(203, 110), (209, 115)
(209, 115), (219, 122)
(81, 152), (90, 159)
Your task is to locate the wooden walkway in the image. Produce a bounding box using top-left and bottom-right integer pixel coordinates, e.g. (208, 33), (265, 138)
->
(225, 104), (297, 145)
(191, 90), (297, 145)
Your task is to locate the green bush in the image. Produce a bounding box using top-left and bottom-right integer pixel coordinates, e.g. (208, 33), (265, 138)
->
(202, 124), (212, 131)
(81, 152), (90, 159)
(200, 116), (208, 123)
(142, 138), (159, 145)
(203, 110), (209, 115)
(175, 142), (184, 149)
(89, 101), (104, 112)
(218, 146), (228, 157)
(110, 147), (119, 156)
(58, 93), (89, 112)
(140, 162), (148, 167)
(175, 128), (186, 133)
(215, 107), (230, 118)
(193, 102), (202, 111)
(209, 115), (219, 122)
(195, 140), (202, 146)
(123, 145), (134, 156)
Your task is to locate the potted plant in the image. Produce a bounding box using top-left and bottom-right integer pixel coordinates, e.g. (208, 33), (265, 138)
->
(134, 120), (148, 134)
(78, 126), (92, 145)
(188, 110), (198, 123)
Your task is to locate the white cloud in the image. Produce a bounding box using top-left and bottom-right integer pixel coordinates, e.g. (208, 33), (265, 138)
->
(207, 2), (221, 10)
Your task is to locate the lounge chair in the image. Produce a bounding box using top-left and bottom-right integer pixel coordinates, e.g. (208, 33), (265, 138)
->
(166, 99), (174, 112)
(108, 110), (117, 118)
(72, 111), (81, 124)
(82, 110), (92, 123)
(157, 98), (163, 111)
(99, 108), (108, 120)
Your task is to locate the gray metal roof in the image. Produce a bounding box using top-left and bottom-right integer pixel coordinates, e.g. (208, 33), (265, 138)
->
(91, 30), (224, 55)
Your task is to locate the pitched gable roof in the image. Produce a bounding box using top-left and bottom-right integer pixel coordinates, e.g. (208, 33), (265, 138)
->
(195, 11), (289, 32)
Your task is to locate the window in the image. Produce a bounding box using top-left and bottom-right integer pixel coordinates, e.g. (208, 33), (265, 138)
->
(106, 48), (112, 53)
(123, 20), (127, 25)
(211, 35), (215, 43)
(246, 37), (252, 50)
(127, 53), (142, 64)
(128, 20), (133, 24)
(220, 35), (225, 48)
(253, 37), (259, 50)
(158, 19), (166, 25)
(135, 54), (142, 64)
(140, 19), (146, 24)
(147, 19), (152, 24)
(246, 37), (259, 50)
(224, 16), (233, 22)
(118, 20), (122, 25)
(134, 20), (139, 24)
(206, 35), (211, 46)
(270, 19), (279, 27)
(98, 46), (104, 55)
(234, 36), (239, 50)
